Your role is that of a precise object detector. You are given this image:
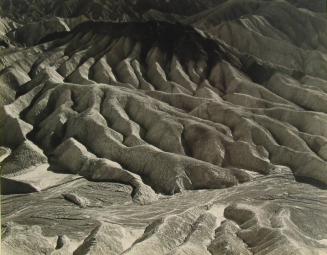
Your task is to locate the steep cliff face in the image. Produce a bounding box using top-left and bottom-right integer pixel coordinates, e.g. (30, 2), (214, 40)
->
(1, 1), (327, 255)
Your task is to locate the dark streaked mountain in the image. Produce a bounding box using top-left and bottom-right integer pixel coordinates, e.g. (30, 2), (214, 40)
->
(1, 0), (325, 23)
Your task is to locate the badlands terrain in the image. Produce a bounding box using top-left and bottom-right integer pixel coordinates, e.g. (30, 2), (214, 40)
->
(1, 0), (327, 254)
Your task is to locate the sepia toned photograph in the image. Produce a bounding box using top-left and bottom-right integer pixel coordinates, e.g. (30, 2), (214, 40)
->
(1, 0), (327, 254)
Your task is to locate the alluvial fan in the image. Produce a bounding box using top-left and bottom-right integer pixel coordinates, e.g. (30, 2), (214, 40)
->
(1, 1), (327, 254)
